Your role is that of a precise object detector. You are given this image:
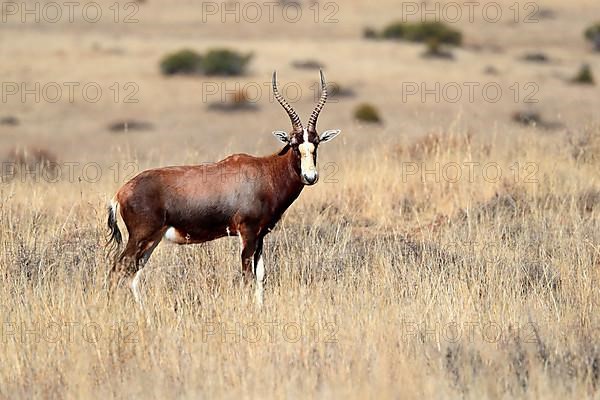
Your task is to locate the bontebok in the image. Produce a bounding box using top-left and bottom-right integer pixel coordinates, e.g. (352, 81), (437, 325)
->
(106, 70), (341, 306)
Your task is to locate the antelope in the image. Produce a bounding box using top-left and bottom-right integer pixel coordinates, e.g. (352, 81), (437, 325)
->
(106, 70), (341, 306)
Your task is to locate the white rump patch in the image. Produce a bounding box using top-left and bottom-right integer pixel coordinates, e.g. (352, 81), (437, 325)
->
(164, 227), (187, 244)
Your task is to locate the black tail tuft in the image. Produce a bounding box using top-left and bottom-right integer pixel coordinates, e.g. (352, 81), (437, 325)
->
(106, 204), (122, 263)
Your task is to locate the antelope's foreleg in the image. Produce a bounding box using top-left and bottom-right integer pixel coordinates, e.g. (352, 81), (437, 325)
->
(239, 228), (267, 307)
(240, 234), (257, 285)
(253, 236), (265, 307)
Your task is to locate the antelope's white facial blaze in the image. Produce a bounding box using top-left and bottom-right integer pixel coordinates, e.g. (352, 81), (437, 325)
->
(299, 129), (318, 185)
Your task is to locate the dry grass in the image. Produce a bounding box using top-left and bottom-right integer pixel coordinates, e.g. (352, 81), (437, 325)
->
(0, 127), (598, 399)
(2, 0), (600, 397)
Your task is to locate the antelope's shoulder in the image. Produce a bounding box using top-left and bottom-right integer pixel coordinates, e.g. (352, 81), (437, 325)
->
(218, 152), (259, 165)
(131, 166), (194, 180)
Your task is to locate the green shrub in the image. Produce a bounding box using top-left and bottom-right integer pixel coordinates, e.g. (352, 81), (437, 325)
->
(160, 49), (202, 75)
(160, 48), (252, 76)
(381, 21), (462, 46)
(381, 22), (406, 39)
(201, 49), (252, 76)
(572, 64), (595, 85)
(354, 103), (382, 123)
(407, 22), (462, 45)
(584, 23), (600, 41)
(584, 23), (600, 51)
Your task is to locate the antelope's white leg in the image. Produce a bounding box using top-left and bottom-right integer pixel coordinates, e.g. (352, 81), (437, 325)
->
(255, 254), (265, 307)
(130, 269), (144, 308)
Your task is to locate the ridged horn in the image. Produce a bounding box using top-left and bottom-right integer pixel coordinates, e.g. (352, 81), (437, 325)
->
(272, 71), (303, 132)
(307, 69), (328, 132)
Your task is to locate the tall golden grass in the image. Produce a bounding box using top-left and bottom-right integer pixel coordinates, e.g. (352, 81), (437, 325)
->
(0, 126), (598, 398)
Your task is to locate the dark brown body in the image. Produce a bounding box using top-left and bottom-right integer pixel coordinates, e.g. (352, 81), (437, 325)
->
(108, 146), (303, 282)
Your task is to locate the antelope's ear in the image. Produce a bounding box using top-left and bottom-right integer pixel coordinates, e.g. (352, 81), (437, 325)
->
(319, 129), (341, 143)
(273, 131), (290, 144)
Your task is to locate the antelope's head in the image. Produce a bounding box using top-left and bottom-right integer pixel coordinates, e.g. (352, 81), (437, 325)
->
(272, 70), (341, 185)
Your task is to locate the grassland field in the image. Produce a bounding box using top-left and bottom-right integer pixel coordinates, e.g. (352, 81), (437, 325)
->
(1, 0), (600, 398)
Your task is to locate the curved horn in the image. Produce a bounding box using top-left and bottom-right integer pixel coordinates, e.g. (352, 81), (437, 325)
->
(272, 71), (303, 132)
(308, 69), (328, 132)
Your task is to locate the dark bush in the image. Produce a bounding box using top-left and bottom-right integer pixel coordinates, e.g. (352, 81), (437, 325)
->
(363, 27), (379, 39)
(484, 65), (499, 75)
(201, 49), (252, 76)
(0, 116), (19, 126)
(160, 48), (252, 76)
(512, 111), (562, 130)
(572, 64), (595, 85)
(354, 103), (382, 123)
(381, 22), (406, 39)
(512, 111), (542, 126)
(291, 59), (324, 70)
(381, 21), (462, 46)
(584, 23), (600, 51)
(108, 120), (154, 133)
(160, 49), (202, 75)
(521, 52), (550, 63)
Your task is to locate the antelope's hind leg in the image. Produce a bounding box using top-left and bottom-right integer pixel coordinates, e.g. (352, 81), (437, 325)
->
(130, 232), (165, 306)
(110, 228), (165, 306)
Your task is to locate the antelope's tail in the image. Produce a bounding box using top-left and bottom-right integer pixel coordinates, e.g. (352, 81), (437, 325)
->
(106, 197), (122, 261)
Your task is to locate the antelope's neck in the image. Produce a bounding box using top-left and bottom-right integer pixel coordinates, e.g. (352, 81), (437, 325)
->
(273, 146), (304, 203)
